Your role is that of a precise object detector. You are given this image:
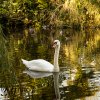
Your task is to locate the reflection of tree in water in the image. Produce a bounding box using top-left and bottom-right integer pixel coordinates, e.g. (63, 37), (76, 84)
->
(0, 28), (59, 100)
(0, 27), (100, 99)
(59, 71), (95, 100)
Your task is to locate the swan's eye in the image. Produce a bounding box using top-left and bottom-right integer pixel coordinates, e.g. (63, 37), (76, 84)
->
(54, 42), (57, 44)
(54, 42), (57, 45)
(53, 41), (57, 48)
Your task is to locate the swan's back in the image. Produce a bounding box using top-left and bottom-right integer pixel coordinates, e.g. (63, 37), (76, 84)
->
(22, 59), (54, 72)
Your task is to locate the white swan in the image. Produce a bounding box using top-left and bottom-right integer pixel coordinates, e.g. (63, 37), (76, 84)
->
(21, 40), (60, 72)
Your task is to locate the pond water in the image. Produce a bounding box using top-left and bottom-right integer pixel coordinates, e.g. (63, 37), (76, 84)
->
(0, 27), (100, 100)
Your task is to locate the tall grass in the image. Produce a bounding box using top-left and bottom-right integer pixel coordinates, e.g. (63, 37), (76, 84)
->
(0, 25), (8, 68)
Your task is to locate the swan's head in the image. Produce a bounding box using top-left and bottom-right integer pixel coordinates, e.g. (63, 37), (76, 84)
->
(53, 40), (60, 48)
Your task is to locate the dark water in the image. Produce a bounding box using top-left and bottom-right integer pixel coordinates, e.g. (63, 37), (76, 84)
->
(0, 27), (100, 100)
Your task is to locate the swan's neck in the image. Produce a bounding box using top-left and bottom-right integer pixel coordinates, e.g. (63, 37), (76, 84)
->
(54, 46), (60, 72)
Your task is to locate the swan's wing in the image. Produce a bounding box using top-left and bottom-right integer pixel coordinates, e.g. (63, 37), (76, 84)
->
(24, 59), (54, 72)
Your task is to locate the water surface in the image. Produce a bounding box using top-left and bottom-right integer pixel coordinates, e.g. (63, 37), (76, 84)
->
(0, 28), (100, 100)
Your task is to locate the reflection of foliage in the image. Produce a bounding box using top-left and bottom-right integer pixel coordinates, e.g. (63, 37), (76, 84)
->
(62, 28), (100, 71)
(0, 27), (57, 99)
(60, 76), (94, 100)
(0, 22), (100, 99)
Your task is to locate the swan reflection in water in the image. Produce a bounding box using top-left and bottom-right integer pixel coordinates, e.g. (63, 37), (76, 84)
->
(23, 70), (53, 78)
(23, 70), (60, 100)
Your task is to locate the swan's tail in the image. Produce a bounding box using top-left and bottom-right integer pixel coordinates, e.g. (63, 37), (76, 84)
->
(21, 59), (28, 65)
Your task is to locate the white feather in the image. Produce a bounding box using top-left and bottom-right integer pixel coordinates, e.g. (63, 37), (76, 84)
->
(22, 59), (54, 72)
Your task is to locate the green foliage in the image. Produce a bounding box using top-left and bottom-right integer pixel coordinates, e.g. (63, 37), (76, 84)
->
(36, 0), (48, 9)
(0, 8), (8, 16)
(0, 0), (100, 29)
